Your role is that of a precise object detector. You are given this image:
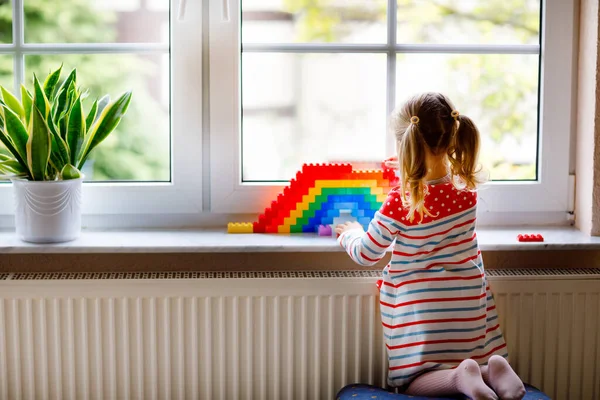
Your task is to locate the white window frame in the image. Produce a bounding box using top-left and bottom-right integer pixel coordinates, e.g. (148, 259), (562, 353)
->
(0, 0), (203, 227)
(209, 0), (576, 226)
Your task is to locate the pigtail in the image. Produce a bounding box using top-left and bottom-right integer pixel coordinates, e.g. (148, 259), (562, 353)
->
(447, 114), (483, 190)
(398, 121), (430, 222)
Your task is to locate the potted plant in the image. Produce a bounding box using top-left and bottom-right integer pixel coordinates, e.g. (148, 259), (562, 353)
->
(0, 65), (132, 243)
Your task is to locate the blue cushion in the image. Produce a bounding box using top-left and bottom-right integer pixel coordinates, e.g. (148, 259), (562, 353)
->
(336, 384), (550, 400)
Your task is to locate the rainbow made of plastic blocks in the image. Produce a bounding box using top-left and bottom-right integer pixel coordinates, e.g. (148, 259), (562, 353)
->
(227, 163), (399, 234)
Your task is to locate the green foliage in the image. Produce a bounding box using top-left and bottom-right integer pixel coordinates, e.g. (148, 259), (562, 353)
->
(0, 66), (132, 181)
(0, 0), (169, 181)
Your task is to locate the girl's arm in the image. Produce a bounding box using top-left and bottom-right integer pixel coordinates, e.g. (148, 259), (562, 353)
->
(336, 202), (402, 267)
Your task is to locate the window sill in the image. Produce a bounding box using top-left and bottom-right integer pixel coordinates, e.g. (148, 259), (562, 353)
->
(0, 226), (598, 254)
(1, 227), (599, 273)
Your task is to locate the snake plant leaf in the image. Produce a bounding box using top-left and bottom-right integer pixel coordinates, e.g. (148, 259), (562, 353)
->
(33, 75), (51, 119)
(78, 91), (131, 169)
(60, 163), (81, 180)
(67, 95), (85, 163)
(43, 64), (63, 101)
(0, 129), (29, 177)
(46, 117), (66, 170)
(0, 157), (28, 175)
(49, 131), (70, 172)
(0, 154), (25, 176)
(2, 106), (29, 163)
(21, 85), (33, 125)
(0, 86), (25, 120)
(94, 94), (110, 124)
(27, 105), (52, 181)
(54, 68), (76, 122)
(85, 100), (97, 131)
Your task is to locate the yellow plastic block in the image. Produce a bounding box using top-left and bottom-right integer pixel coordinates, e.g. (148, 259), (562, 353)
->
(296, 202), (309, 212)
(376, 194), (387, 202)
(227, 222), (253, 234)
(371, 187), (384, 195)
(278, 225), (291, 233)
(289, 209), (303, 219)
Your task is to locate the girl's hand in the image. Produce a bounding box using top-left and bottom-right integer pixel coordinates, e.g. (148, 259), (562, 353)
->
(384, 156), (399, 169)
(335, 221), (364, 235)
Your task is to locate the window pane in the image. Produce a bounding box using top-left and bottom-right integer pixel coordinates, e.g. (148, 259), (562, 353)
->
(397, 0), (540, 45)
(242, 0), (387, 44)
(0, 55), (12, 88)
(24, 0), (169, 43)
(25, 54), (170, 181)
(242, 53), (387, 181)
(396, 53), (539, 180)
(0, 55), (13, 160)
(0, 0), (12, 43)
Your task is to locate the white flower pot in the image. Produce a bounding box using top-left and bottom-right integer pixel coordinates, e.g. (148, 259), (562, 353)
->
(12, 177), (83, 243)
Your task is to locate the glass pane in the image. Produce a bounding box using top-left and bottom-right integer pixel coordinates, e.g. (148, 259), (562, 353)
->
(242, 0), (387, 44)
(0, 0), (12, 43)
(0, 55), (13, 161)
(24, 0), (169, 43)
(0, 55), (12, 88)
(396, 53), (539, 180)
(25, 54), (170, 182)
(397, 0), (540, 45)
(242, 53), (387, 181)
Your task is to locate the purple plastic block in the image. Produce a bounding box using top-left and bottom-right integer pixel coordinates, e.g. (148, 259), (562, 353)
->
(318, 225), (332, 236)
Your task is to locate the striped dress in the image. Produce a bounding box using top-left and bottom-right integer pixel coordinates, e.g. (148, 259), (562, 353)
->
(338, 177), (507, 389)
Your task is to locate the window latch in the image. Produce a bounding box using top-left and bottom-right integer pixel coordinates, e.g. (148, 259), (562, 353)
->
(177, 0), (187, 21)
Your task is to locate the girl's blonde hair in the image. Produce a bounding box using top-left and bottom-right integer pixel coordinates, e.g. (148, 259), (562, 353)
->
(389, 92), (483, 222)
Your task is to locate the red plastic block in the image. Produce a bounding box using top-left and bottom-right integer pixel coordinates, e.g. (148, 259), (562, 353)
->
(253, 221), (266, 233)
(517, 234), (544, 242)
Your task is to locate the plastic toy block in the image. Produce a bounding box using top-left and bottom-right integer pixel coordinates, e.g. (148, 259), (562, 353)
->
(358, 217), (371, 226)
(227, 223), (254, 234)
(278, 225), (291, 233)
(229, 162), (397, 234)
(318, 225), (332, 236)
(333, 209), (357, 227)
(517, 234), (544, 242)
(252, 222), (266, 234)
(265, 225), (279, 234)
(334, 202), (359, 210)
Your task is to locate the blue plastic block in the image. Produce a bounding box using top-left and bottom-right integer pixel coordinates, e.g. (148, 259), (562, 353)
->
(308, 217), (321, 226)
(358, 217), (371, 225)
(356, 209), (365, 217)
(334, 202), (359, 210)
(327, 209), (341, 218)
(321, 217), (333, 225)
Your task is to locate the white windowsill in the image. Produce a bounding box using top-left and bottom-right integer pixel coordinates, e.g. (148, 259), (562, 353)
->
(0, 226), (598, 254)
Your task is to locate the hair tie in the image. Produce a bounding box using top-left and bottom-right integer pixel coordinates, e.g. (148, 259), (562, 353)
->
(410, 116), (420, 125)
(451, 110), (460, 121)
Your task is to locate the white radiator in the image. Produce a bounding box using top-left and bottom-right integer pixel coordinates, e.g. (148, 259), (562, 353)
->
(0, 270), (599, 400)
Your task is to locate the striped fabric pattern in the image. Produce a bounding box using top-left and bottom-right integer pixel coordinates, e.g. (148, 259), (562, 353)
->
(338, 180), (507, 388)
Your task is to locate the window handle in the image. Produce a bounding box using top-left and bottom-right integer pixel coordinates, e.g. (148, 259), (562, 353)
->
(222, 0), (231, 22)
(177, 0), (187, 21)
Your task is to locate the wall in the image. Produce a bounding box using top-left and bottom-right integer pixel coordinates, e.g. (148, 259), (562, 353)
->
(576, 0), (600, 235)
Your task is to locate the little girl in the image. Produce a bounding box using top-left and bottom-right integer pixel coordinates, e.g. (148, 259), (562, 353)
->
(335, 93), (525, 400)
